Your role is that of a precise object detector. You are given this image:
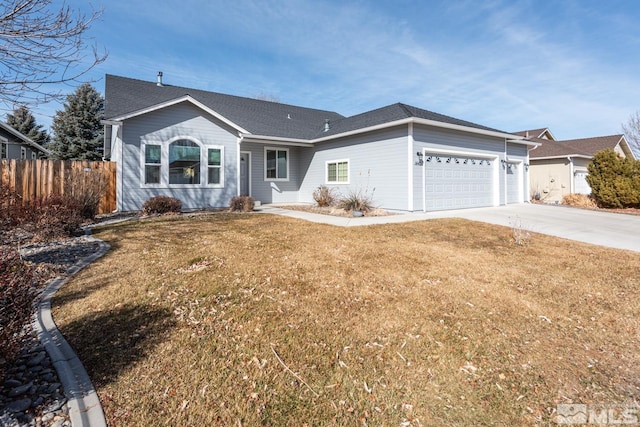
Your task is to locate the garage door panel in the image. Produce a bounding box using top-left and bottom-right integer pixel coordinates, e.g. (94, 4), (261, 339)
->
(425, 153), (494, 211)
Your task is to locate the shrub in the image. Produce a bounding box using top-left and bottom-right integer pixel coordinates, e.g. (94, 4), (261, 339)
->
(141, 196), (182, 215)
(0, 182), (25, 227)
(31, 194), (84, 241)
(64, 168), (108, 219)
(0, 246), (38, 376)
(312, 185), (338, 207)
(338, 188), (375, 213)
(587, 149), (640, 208)
(229, 195), (255, 212)
(562, 193), (598, 208)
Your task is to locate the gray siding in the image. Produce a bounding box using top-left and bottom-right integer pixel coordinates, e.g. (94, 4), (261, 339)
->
(240, 142), (304, 204)
(300, 126), (409, 211)
(118, 102), (239, 211)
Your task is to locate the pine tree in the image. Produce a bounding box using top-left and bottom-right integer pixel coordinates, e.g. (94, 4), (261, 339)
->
(6, 105), (50, 146)
(50, 83), (104, 160)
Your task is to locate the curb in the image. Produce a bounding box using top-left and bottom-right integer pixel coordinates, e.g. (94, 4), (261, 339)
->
(33, 232), (110, 427)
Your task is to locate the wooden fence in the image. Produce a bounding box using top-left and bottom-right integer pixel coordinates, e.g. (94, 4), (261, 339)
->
(0, 159), (117, 214)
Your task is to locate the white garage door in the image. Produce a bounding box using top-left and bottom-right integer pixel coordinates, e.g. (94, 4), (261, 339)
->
(574, 171), (591, 195)
(424, 153), (494, 211)
(506, 162), (520, 204)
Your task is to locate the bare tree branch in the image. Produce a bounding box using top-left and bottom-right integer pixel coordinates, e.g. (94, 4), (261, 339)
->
(621, 111), (640, 158)
(0, 0), (107, 108)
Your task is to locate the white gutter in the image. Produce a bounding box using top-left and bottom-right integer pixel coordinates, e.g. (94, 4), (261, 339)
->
(245, 118), (537, 146)
(531, 154), (592, 161)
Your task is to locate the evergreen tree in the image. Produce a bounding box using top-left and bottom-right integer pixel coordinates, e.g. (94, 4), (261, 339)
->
(587, 149), (640, 208)
(50, 83), (104, 160)
(6, 105), (50, 146)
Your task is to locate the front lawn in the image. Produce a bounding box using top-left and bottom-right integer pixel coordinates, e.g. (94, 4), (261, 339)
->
(52, 213), (640, 426)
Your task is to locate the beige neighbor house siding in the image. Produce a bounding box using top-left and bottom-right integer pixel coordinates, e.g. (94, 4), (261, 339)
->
(530, 159), (571, 203)
(530, 157), (592, 203)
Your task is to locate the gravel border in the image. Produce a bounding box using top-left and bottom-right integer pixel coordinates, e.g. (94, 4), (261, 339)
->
(33, 230), (110, 427)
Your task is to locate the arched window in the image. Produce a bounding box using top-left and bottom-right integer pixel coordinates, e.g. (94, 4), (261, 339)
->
(169, 139), (200, 184)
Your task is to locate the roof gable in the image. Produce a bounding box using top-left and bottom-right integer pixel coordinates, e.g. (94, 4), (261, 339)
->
(105, 75), (344, 140)
(530, 134), (632, 159)
(513, 128), (556, 140)
(0, 122), (50, 155)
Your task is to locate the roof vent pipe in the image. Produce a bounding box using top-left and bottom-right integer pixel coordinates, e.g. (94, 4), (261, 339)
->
(324, 119), (330, 132)
(157, 71), (163, 87)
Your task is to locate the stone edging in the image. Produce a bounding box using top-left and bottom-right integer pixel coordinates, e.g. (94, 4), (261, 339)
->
(33, 231), (110, 427)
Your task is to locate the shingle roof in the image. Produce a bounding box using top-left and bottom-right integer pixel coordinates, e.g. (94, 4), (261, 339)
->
(513, 128), (551, 139)
(105, 74), (345, 140)
(105, 75), (512, 140)
(320, 103), (505, 137)
(529, 134), (625, 159)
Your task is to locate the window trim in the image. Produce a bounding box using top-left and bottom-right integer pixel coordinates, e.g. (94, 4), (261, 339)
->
(20, 147), (26, 160)
(325, 159), (350, 184)
(206, 147), (224, 186)
(143, 143), (162, 185)
(0, 142), (6, 159)
(140, 137), (225, 188)
(264, 147), (289, 181)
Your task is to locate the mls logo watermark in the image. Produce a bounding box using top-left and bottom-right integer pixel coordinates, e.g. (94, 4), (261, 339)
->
(557, 403), (639, 425)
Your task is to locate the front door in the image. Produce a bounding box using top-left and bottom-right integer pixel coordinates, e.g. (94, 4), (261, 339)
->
(240, 152), (250, 196)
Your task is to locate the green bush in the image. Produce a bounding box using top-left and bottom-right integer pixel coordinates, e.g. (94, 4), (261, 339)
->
(141, 196), (182, 215)
(0, 246), (38, 377)
(229, 195), (255, 212)
(587, 149), (640, 208)
(312, 185), (338, 207)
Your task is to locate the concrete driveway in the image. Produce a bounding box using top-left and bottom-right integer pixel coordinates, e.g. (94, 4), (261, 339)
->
(262, 204), (640, 252)
(425, 204), (640, 253)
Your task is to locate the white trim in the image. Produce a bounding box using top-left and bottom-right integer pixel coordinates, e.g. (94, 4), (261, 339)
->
(0, 122), (51, 156)
(420, 147), (500, 212)
(140, 135), (225, 189)
(407, 122), (414, 211)
(20, 146), (26, 159)
(264, 147), (289, 181)
(531, 154), (592, 161)
(242, 119), (535, 147)
(505, 159), (523, 203)
(111, 95), (250, 135)
(325, 159), (350, 184)
(567, 157), (574, 194)
(206, 146), (225, 187)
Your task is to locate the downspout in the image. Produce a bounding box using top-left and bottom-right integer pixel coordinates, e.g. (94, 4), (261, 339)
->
(567, 156), (574, 194)
(237, 132), (244, 197)
(407, 122), (414, 212)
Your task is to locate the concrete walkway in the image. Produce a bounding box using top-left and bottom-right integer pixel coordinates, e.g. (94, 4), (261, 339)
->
(259, 204), (640, 253)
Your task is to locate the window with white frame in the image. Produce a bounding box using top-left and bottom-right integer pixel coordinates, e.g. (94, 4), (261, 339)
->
(31, 152), (36, 160)
(169, 140), (200, 184)
(326, 159), (349, 184)
(265, 148), (288, 180)
(1, 143), (6, 159)
(144, 144), (161, 184)
(141, 138), (224, 187)
(207, 148), (222, 185)
(20, 147), (26, 159)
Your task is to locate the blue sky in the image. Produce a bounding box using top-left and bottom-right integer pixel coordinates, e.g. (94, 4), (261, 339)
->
(27, 0), (640, 141)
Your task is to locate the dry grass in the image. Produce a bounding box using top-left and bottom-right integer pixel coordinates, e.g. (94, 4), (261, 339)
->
(51, 213), (640, 426)
(562, 194), (598, 209)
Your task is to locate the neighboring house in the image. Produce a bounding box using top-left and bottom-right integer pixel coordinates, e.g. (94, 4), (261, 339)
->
(514, 128), (636, 203)
(0, 121), (50, 160)
(103, 74), (537, 212)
